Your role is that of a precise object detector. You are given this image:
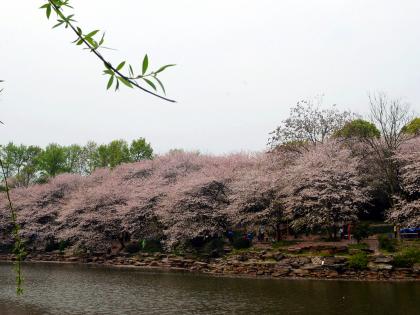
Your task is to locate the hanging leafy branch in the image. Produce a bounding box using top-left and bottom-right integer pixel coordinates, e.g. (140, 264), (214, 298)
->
(0, 159), (26, 295)
(1, 85), (24, 293)
(40, 0), (176, 102)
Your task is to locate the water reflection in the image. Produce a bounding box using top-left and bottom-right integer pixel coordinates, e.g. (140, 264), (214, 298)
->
(0, 262), (419, 315)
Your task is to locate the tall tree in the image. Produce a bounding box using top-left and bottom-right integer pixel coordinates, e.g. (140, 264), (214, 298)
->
(130, 138), (154, 162)
(369, 92), (412, 151)
(107, 140), (131, 168)
(387, 136), (420, 227)
(0, 143), (19, 179)
(37, 144), (69, 177)
(282, 141), (370, 239)
(367, 93), (413, 197)
(268, 98), (355, 151)
(96, 144), (109, 168)
(82, 141), (100, 175)
(402, 117), (420, 136)
(17, 146), (42, 187)
(65, 144), (85, 175)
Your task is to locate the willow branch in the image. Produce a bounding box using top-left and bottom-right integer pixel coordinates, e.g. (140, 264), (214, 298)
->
(0, 158), (24, 295)
(48, 1), (176, 103)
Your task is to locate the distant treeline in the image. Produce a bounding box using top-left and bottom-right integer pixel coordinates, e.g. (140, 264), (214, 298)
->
(0, 138), (153, 187)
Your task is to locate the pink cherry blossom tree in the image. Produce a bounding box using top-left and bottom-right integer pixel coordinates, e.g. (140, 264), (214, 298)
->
(281, 141), (371, 239)
(386, 136), (420, 227)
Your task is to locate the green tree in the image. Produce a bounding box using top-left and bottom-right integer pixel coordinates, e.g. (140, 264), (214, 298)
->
(0, 143), (42, 181)
(8, 144), (27, 178)
(16, 145), (42, 187)
(130, 138), (154, 162)
(0, 143), (17, 179)
(401, 117), (420, 136)
(65, 144), (85, 174)
(96, 144), (110, 168)
(353, 222), (371, 244)
(107, 140), (131, 168)
(37, 144), (69, 177)
(94, 140), (131, 168)
(82, 141), (99, 174)
(334, 119), (380, 139)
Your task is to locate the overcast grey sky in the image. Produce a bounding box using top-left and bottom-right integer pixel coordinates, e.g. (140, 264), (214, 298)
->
(1, 0), (419, 153)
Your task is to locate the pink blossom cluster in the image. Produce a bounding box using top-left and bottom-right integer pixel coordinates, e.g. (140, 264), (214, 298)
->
(281, 141), (370, 235)
(0, 143), (374, 252)
(387, 137), (420, 227)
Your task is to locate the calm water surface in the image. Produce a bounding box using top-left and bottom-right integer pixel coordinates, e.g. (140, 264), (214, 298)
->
(0, 262), (419, 315)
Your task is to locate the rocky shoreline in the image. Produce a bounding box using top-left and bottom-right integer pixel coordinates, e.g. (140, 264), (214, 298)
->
(1, 251), (419, 281)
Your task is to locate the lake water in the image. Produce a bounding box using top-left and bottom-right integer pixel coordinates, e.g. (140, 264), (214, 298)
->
(0, 262), (419, 315)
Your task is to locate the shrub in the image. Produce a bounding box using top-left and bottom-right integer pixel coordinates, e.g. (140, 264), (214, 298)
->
(353, 222), (371, 243)
(401, 117), (420, 135)
(334, 119), (380, 139)
(378, 234), (397, 252)
(348, 253), (369, 270)
(393, 248), (420, 268)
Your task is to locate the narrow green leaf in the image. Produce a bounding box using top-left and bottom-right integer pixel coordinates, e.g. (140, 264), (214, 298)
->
(115, 78), (120, 91)
(76, 38), (84, 45)
(116, 61), (126, 71)
(98, 33), (105, 46)
(143, 78), (156, 91)
(85, 30), (100, 38)
(103, 69), (114, 75)
(85, 37), (97, 47)
(46, 5), (52, 19)
(154, 77), (166, 95)
(142, 54), (149, 75)
(129, 65), (134, 77)
(40, 4), (49, 9)
(118, 76), (133, 88)
(63, 1), (73, 8)
(53, 20), (64, 28)
(107, 75), (114, 90)
(155, 64), (176, 74)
